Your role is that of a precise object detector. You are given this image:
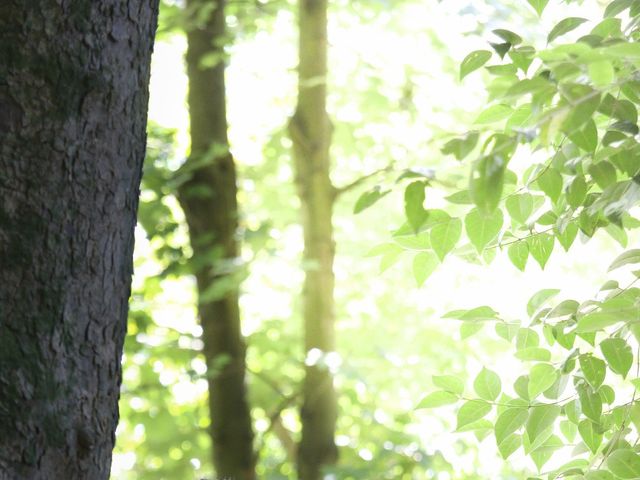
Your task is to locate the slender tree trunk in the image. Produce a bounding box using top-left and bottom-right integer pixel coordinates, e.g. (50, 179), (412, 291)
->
(289, 1), (338, 478)
(178, 1), (255, 478)
(0, 2), (158, 479)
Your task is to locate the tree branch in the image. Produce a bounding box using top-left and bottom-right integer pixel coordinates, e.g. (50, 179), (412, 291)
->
(334, 163), (394, 198)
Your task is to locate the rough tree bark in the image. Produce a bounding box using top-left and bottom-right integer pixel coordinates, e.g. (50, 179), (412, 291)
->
(289, 1), (339, 478)
(178, 0), (255, 478)
(0, 2), (158, 479)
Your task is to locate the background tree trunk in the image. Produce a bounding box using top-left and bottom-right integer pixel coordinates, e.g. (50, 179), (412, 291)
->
(0, 2), (158, 479)
(289, 1), (339, 478)
(179, 1), (255, 478)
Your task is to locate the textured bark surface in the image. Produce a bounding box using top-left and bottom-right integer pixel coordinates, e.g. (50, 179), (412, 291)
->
(179, 1), (255, 478)
(289, 1), (339, 478)
(0, 1), (158, 479)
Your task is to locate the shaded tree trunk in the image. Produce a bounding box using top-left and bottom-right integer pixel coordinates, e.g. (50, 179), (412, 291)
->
(0, 2), (158, 479)
(289, 1), (338, 478)
(178, 1), (255, 478)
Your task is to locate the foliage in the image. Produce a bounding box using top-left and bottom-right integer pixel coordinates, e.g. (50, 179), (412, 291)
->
(402, 0), (640, 477)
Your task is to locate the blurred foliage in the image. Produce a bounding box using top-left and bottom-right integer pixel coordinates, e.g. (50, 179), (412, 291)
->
(105, 0), (621, 478)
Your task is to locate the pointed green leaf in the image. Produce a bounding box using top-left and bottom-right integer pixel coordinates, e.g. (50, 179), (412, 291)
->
(465, 208), (504, 253)
(412, 252), (439, 287)
(474, 104), (513, 124)
(607, 449), (640, 479)
(506, 193), (535, 223)
(508, 241), (529, 271)
(526, 404), (560, 443)
(527, 289), (560, 317)
(578, 385), (602, 422)
(600, 338), (633, 378)
(579, 354), (606, 389)
(433, 375), (464, 395)
(474, 367), (501, 401)
(354, 186), (390, 214)
(416, 391), (459, 409)
(497, 433), (521, 459)
(608, 249), (640, 271)
(528, 233), (554, 269)
(527, 0), (549, 16)
(547, 17), (588, 43)
(537, 168), (563, 203)
(529, 363), (558, 399)
(579, 419), (602, 453)
(495, 408), (528, 444)
(460, 50), (492, 80)
(404, 181), (428, 232)
(567, 176), (587, 209)
(431, 217), (462, 261)
(457, 399), (492, 430)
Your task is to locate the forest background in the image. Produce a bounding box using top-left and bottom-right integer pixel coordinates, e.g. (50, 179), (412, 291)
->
(111, 0), (637, 479)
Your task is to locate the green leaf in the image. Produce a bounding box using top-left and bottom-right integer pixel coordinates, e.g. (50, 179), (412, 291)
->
(537, 168), (563, 203)
(443, 306), (499, 321)
(508, 241), (529, 271)
(578, 419), (602, 454)
(579, 354), (607, 390)
(495, 408), (528, 444)
(497, 433), (521, 459)
(589, 161), (617, 190)
(588, 60), (615, 87)
(354, 186), (390, 214)
(526, 404), (560, 444)
(517, 328), (540, 349)
(568, 119), (598, 152)
(605, 0), (634, 17)
(442, 132), (480, 160)
(493, 29), (523, 45)
(416, 391), (459, 409)
(557, 222), (578, 252)
(404, 181), (429, 232)
(474, 104), (513, 124)
(506, 193), (534, 223)
(585, 471), (615, 480)
(412, 252), (439, 287)
(527, 288), (560, 317)
(431, 217), (462, 261)
(528, 363), (558, 399)
(528, 233), (554, 269)
(495, 322), (520, 341)
(578, 385), (602, 422)
(547, 17), (588, 43)
(527, 0), (549, 16)
(600, 337), (633, 378)
(608, 249), (640, 271)
(456, 399), (492, 430)
(567, 176), (587, 209)
(577, 311), (623, 332)
(607, 449), (640, 479)
(474, 367), (501, 401)
(465, 208), (504, 253)
(470, 156), (506, 214)
(515, 347), (551, 362)
(433, 375), (464, 395)
(460, 50), (492, 80)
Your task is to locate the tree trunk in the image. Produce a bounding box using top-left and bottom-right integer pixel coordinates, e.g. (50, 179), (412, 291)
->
(178, 1), (255, 478)
(0, 2), (158, 479)
(289, 1), (338, 478)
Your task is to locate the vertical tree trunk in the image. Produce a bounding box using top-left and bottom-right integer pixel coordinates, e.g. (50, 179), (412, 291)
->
(289, 1), (338, 478)
(179, 1), (255, 478)
(0, 2), (158, 479)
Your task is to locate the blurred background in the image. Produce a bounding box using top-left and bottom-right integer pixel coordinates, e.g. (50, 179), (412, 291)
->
(111, 0), (622, 478)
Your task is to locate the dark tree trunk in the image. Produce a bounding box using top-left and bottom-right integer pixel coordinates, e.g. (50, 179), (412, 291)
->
(289, 1), (339, 478)
(179, 1), (255, 478)
(0, 1), (158, 479)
